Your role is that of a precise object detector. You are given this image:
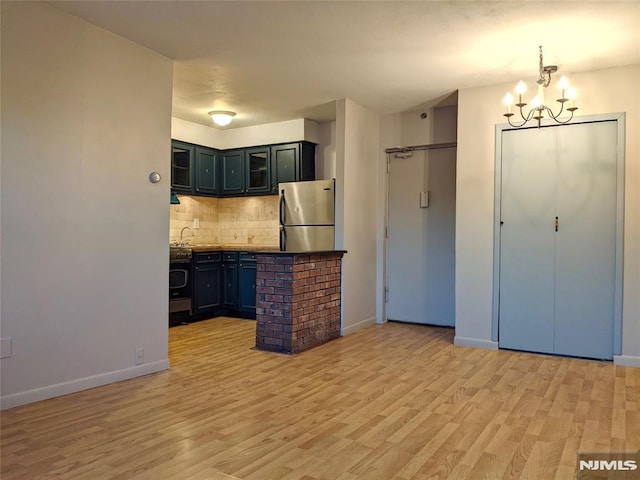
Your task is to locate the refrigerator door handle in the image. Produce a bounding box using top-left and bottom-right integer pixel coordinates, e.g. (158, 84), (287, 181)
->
(280, 226), (287, 251)
(279, 189), (286, 226)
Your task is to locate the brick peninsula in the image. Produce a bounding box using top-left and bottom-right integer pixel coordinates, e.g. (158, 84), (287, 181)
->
(254, 251), (346, 354)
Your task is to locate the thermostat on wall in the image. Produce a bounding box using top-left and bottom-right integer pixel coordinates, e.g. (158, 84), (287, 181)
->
(149, 172), (161, 183)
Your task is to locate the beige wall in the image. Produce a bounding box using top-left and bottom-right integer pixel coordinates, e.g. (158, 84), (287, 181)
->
(455, 64), (640, 361)
(169, 195), (279, 246)
(171, 117), (318, 150)
(1, 2), (173, 408)
(336, 99), (380, 334)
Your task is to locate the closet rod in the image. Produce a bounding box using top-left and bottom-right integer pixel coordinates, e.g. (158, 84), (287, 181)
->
(385, 142), (456, 154)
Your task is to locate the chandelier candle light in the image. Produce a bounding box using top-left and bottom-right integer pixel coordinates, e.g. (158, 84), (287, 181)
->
(503, 46), (578, 128)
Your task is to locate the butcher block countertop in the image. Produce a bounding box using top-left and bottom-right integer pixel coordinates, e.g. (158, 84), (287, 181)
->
(189, 245), (346, 255)
(189, 244), (279, 252)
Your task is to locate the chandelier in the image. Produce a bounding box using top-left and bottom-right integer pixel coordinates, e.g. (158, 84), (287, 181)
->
(503, 46), (578, 128)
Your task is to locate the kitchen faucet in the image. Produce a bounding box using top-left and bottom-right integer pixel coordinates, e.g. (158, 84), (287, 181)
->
(180, 226), (194, 245)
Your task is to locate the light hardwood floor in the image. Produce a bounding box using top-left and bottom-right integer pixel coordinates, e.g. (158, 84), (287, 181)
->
(1, 318), (639, 480)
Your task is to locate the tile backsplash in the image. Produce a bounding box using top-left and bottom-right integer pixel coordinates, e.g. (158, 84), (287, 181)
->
(169, 195), (279, 246)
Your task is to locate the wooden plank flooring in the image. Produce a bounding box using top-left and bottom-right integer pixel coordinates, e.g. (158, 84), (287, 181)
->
(1, 318), (639, 479)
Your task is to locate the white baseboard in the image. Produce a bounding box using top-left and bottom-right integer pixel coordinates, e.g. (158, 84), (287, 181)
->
(454, 336), (499, 350)
(1, 359), (170, 410)
(614, 355), (640, 367)
(341, 316), (377, 336)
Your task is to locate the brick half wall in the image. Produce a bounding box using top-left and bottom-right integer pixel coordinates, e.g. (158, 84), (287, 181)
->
(255, 252), (343, 354)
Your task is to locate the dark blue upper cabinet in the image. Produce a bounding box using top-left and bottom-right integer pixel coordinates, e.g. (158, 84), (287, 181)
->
(171, 140), (195, 193)
(174, 140), (315, 198)
(195, 146), (219, 196)
(221, 150), (245, 195)
(271, 142), (316, 193)
(245, 147), (271, 195)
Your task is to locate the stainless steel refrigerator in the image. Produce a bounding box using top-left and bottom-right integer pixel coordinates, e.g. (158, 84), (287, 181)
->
(279, 179), (335, 251)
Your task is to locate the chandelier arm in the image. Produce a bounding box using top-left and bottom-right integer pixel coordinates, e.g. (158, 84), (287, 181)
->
(507, 115), (530, 128)
(506, 106), (535, 128)
(550, 109), (576, 125)
(518, 105), (536, 123)
(548, 101), (566, 120)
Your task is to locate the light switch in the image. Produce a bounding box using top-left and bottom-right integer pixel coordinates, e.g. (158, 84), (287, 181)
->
(193, 218), (200, 228)
(420, 191), (430, 208)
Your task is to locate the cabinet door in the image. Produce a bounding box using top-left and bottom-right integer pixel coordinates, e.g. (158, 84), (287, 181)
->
(239, 262), (257, 313)
(223, 263), (238, 308)
(245, 147), (271, 194)
(221, 150), (245, 195)
(195, 147), (219, 195)
(271, 143), (299, 193)
(171, 141), (194, 193)
(195, 263), (221, 312)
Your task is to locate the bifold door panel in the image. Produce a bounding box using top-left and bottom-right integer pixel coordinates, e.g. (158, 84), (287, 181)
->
(499, 127), (557, 354)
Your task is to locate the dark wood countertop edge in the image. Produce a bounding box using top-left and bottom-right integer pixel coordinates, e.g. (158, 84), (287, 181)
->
(190, 245), (278, 252)
(189, 246), (346, 255)
(255, 250), (347, 255)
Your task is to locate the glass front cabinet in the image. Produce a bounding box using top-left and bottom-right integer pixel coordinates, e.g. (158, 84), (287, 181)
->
(245, 147), (271, 194)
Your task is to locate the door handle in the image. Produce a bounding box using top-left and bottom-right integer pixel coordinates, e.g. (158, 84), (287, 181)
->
(279, 189), (286, 226)
(280, 226), (287, 251)
(555, 216), (559, 232)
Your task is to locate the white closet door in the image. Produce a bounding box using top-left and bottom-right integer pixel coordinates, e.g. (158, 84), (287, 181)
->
(499, 127), (557, 354)
(499, 121), (618, 360)
(554, 121), (617, 359)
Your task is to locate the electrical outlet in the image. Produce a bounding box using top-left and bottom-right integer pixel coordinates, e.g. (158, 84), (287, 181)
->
(193, 218), (199, 229)
(135, 347), (144, 365)
(0, 337), (12, 359)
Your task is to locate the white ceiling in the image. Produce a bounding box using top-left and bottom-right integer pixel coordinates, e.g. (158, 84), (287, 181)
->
(48, 1), (640, 129)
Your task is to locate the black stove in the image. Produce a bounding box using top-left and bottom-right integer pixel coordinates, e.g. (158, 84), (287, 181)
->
(169, 245), (192, 262)
(169, 245), (193, 326)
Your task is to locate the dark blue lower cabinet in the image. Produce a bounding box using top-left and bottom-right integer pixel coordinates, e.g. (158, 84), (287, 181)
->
(193, 252), (222, 317)
(191, 250), (256, 321)
(223, 263), (238, 309)
(239, 262), (257, 314)
(194, 262), (221, 312)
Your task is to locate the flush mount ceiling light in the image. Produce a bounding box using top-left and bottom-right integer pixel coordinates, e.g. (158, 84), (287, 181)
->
(502, 46), (578, 128)
(208, 110), (236, 127)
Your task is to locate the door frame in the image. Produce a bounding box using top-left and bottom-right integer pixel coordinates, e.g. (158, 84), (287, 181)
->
(491, 113), (626, 354)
